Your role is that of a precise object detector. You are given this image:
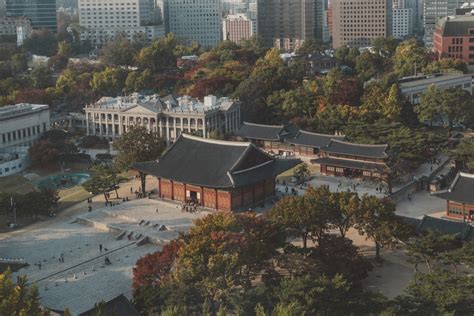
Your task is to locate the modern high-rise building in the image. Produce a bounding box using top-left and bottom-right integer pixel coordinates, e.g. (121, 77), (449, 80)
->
(423, 0), (463, 47)
(392, 7), (414, 39)
(223, 13), (253, 44)
(6, 0), (57, 31)
(167, 0), (221, 48)
(331, 0), (392, 48)
(78, 0), (165, 46)
(404, 0), (423, 34)
(258, 0), (319, 51)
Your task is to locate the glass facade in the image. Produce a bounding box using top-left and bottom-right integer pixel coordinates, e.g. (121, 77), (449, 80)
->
(6, 0), (57, 31)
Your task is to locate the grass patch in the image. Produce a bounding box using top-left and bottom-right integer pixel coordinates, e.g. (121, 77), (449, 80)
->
(57, 185), (91, 211)
(0, 175), (35, 194)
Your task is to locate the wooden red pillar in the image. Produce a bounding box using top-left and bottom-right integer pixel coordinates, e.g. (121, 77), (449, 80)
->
(184, 183), (187, 202)
(171, 180), (174, 200)
(215, 189), (219, 211)
(200, 186), (204, 206)
(158, 178), (161, 197)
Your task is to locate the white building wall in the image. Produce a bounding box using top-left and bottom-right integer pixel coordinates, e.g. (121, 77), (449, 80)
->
(167, 0), (221, 47)
(392, 8), (413, 39)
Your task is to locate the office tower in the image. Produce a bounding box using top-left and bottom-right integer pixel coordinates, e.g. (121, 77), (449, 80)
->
(78, 0), (165, 46)
(392, 7), (414, 39)
(6, 0), (57, 31)
(258, 0), (318, 51)
(404, 0), (423, 34)
(223, 13), (253, 43)
(331, 0), (392, 48)
(423, 0), (463, 47)
(0, 0), (5, 16)
(167, 0), (221, 48)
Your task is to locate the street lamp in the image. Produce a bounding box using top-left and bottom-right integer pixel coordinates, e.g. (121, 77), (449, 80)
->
(10, 197), (17, 229)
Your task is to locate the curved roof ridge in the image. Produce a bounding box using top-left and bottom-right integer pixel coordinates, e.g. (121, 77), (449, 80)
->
(330, 139), (388, 148)
(232, 160), (274, 175)
(459, 172), (474, 179)
(299, 130), (346, 137)
(242, 121), (285, 128)
(181, 133), (250, 146)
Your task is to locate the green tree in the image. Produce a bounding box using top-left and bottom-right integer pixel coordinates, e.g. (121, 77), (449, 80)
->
(355, 50), (384, 81)
(100, 34), (143, 66)
(90, 67), (129, 96)
(29, 65), (53, 89)
(371, 36), (399, 59)
(113, 126), (165, 193)
(449, 138), (474, 171)
(82, 165), (125, 202)
(293, 163), (310, 181)
(23, 29), (58, 56)
(394, 270), (474, 315)
(11, 53), (28, 74)
(330, 191), (360, 238)
(173, 212), (284, 314)
(406, 230), (462, 273)
(422, 58), (468, 74)
(382, 84), (405, 121)
(355, 195), (408, 260)
(392, 39), (428, 77)
(416, 86), (473, 134)
(0, 269), (50, 316)
(135, 33), (179, 72)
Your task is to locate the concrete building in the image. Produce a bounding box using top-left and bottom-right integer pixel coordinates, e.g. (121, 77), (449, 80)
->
(405, 0), (423, 34)
(433, 14), (474, 67)
(6, 0), (57, 31)
(331, 0), (392, 48)
(167, 0), (221, 48)
(392, 7), (414, 39)
(398, 73), (472, 104)
(84, 93), (241, 142)
(0, 103), (50, 177)
(78, 0), (165, 46)
(0, 16), (31, 46)
(423, 0), (463, 48)
(258, 0), (319, 51)
(223, 13), (253, 43)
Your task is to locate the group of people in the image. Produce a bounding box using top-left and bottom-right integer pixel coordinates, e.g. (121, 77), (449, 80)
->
(182, 200), (199, 213)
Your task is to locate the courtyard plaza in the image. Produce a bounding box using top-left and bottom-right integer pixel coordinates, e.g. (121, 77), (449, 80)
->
(0, 177), (207, 315)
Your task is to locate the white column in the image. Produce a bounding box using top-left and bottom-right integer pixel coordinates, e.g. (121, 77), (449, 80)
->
(166, 118), (170, 141)
(99, 114), (103, 137)
(86, 115), (90, 135)
(188, 118), (191, 133)
(173, 117), (177, 140)
(158, 118), (163, 138)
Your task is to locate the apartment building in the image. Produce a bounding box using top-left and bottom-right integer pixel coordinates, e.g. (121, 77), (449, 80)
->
(84, 93), (241, 142)
(0, 103), (50, 177)
(223, 13), (253, 44)
(78, 0), (165, 46)
(167, 0), (221, 48)
(331, 0), (392, 48)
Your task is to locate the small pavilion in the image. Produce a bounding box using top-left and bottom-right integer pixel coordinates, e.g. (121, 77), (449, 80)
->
(433, 172), (474, 221)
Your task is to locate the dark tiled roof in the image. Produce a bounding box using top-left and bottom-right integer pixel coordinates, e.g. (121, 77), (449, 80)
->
(323, 140), (388, 159)
(79, 294), (139, 316)
(417, 216), (474, 241)
(433, 172), (474, 204)
(285, 130), (346, 148)
(132, 134), (300, 188)
(235, 122), (299, 141)
(437, 16), (474, 37)
(312, 157), (390, 172)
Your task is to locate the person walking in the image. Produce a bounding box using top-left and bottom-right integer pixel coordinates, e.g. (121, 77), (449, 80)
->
(99, 244), (103, 252)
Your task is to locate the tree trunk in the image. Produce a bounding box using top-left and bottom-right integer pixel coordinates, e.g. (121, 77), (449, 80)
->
(303, 234), (308, 255)
(375, 242), (381, 260)
(114, 188), (119, 199)
(139, 172), (146, 194)
(103, 192), (109, 202)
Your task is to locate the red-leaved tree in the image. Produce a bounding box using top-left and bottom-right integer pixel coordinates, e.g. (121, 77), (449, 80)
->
(132, 240), (181, 291)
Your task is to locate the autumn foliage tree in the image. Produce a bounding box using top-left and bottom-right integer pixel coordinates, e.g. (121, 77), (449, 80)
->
(133, 240), (181, 290)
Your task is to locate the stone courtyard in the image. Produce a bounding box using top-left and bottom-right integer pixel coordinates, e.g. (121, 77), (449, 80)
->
(0, 197), (206, 314)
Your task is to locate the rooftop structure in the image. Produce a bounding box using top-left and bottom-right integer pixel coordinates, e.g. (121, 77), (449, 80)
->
(84, 93), (241, 141)
(423, 0), (463, 48)
(235, 122), (299, 141)
(323, 139), (388, 159)
(433, 172), (474, 220)
(398, 73), (472, 104)
(133, 133), (300, 211)
(223, 13), (253, 44)
(6, 0), (57, 31)
(285, 130), (346, 149)
(0, 16), (31, 46)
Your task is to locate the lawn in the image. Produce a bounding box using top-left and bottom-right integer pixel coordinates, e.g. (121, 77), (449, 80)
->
(0, 175), (36, 194)
(57, 185), (91, 211)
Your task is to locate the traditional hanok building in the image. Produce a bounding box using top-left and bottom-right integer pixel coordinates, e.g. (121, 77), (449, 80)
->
(132, 134), (300, 212)
(284, 130), (346, 157)
(234, 122), (299, 155)
(234, 121), (345, 157)
(313, 140), (390, 180)
(433, 172), (474, 221)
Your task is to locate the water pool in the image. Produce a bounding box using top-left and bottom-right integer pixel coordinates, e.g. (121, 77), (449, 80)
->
(35, 173), (90, 190)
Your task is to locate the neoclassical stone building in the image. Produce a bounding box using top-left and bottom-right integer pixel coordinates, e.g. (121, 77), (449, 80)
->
(84, 93), (241, 142)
